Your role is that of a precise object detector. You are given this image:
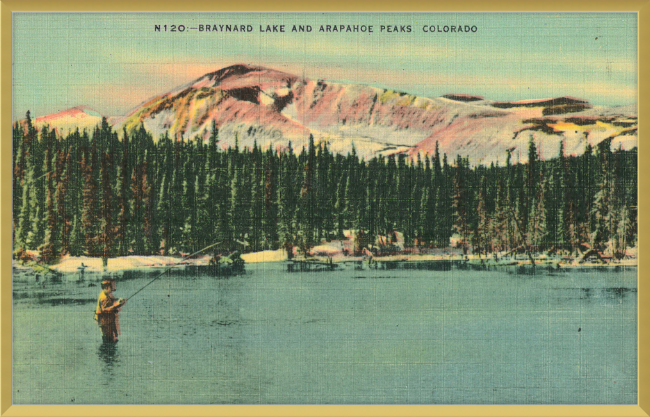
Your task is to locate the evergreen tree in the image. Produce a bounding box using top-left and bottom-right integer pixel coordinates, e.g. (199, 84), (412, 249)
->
(197, 156), (214, 250)
(527, 172), (547, 252)
(13, 123), (26, 232)
(613, 205), (632, 259)
(69, 215), (82, 256)
(437, 154), (454, 248)
(453, 155), (470, 254)
(296, 135), (317, 253)
(491, 168), (507, 252)
(418, 186), (435, 247)
(115, 128), (130, 256)
(229, 158), (247, 245)
(523, 137), (539, 237)
(577, 144), (596, 246)
(249, 152), (264, 252)
(55, 150), (72, 255)
(559, 142), (578, 253)
(157, 169), (171, 254)
(475, 176), (490, 256)
(98, 152), (114, 265)
(27, 126), (47, 250)
(181, 147), (197, 252)
(209, 120), (219, 161)
(167, 136), (184, 253)
(41, 128), (58, 263)
(277, 145), (296, 257)
(15, 151), (33, 252)
(334, 173), (347, 239)
(80, 139), (98, 255)
(591, 142), (615, 251)
(130, 160), (144, 254)
(142, 159), (156, 254)
(215, 152), (231, 245)
(262, 146), (279, 249)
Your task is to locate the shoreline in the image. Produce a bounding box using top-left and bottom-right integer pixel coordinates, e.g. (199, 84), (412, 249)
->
(12, 250), (638, 280)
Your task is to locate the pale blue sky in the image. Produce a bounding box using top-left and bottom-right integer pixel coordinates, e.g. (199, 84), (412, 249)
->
(13, 12), (637, 119)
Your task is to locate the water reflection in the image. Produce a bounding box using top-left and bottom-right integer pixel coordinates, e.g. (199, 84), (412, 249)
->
(97, 342), (119, 382)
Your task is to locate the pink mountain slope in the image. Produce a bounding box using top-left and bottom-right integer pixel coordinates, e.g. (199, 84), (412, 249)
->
(32, 65), (638, 164)
(117, 64), (636, 163)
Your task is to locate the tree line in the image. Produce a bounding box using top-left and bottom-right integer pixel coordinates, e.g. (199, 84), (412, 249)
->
(12, 112), (637, 264)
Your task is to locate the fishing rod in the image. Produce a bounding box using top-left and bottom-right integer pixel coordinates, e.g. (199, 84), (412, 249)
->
(28, 168), (55, 182)
(125, 241), (223, 301)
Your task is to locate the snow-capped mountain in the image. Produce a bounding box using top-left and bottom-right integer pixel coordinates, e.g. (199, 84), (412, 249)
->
(33, 64), (638, 164)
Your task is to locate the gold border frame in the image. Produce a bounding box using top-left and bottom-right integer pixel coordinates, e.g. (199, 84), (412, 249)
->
(1, 1), (648, 416)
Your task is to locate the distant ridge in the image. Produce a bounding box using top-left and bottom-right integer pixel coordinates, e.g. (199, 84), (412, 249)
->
(33, 106), (104, 133)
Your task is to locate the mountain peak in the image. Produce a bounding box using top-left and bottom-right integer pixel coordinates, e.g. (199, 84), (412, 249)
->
(197, 63), (298, 87)
(35, 105), (102, 123)
(114, 65), (636, 164)
(204, 63), (265, 83)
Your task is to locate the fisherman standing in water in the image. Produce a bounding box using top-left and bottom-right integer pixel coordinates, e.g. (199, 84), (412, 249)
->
(95, 279), (127, 343)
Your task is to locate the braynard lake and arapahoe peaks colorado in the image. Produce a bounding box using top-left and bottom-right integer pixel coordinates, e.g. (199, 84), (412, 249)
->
(153, 24), (478, 33)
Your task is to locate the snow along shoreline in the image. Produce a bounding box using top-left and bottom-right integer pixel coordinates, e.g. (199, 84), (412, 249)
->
(12, 248), (638, 281)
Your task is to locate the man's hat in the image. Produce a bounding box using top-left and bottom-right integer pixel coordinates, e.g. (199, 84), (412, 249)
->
(101, 279), (116, 286)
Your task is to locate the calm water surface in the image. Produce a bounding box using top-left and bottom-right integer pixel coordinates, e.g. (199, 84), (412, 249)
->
(13, 263), (637, 404)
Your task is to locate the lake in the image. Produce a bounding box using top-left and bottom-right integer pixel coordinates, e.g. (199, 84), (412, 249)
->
(13, 262), (638, 404)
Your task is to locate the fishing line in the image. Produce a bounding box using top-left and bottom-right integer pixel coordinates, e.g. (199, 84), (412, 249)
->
(125, 241), (222, 300)
(29, 169), (55, 182)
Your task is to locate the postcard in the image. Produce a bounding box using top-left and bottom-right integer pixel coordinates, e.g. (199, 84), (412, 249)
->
(10, 11), (639, 406)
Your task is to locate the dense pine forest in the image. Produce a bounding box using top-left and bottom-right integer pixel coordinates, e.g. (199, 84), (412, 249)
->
(12, 111), (637, 264)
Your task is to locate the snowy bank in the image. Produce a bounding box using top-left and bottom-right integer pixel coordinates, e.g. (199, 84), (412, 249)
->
(241, 249), (287, 263)
(49, 254), (210, 274)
